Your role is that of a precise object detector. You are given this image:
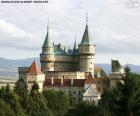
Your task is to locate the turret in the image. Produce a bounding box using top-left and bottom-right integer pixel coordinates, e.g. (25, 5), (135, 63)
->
(79, 15), (95, 75)
(73, 37), (79, 71)
(40, 20), (55, 72)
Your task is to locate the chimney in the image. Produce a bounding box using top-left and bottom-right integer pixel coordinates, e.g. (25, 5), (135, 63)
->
(97, 72), (101, 78)
(97, 67), (101, 78)
(71, 78), (73, 85)
(61, 77), (63, 85)
(51, 77), (54, 85)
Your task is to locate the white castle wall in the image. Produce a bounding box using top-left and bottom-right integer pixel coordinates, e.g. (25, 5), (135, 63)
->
(79, 45), (95, 73)
(45, 71), (85, 79)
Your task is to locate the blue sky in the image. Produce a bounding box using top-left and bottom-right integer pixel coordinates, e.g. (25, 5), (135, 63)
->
(0, 0), (140, 65)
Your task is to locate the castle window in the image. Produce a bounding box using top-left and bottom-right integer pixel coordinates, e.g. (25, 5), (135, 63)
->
(79, 91), (81, 95)
(90, 68), (92, 70)
(91, 62), (92, 64)
(98, 87), (100, 91)
(98, 81), (100, 84)
(74, 91), (76, 94)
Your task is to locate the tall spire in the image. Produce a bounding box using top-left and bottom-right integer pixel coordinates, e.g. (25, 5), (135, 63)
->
(42, 17), (53, 48)
(86, 13), (88, 26)
(80, 13), (92, 45)
(47, 16), (49, 32)
(73, 35), (77, 50)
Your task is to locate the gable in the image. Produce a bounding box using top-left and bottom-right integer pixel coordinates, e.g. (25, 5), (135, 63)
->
(83, 85), (98, 97)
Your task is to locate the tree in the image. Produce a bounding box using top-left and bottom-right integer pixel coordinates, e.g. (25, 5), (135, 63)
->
(128, 73), (140, 116)
(43, 89), (74, 116)
(0, 99), (14, 116)
(2, 90), (24, 115)
(28, 83), (51, 116)
(14, 78), (28, 110)
(14, 78), (28, 97)
(31, 81), (39, 91)
(65, 101), (99, 116)
(99, 67), (140, 116)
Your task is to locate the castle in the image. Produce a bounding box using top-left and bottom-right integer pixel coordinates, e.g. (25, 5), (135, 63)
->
(18, 16), (123, 102)
(40, 16), (95, 79)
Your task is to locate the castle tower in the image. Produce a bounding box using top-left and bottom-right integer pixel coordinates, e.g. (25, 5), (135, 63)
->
(40, 21), (55, 72)
(27, 61), (45, 92)
(73, 38), (79, 71)
(79, 15), (95, 75)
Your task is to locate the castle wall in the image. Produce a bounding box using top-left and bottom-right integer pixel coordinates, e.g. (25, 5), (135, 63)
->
(45, 71), (85, 79)
(79, 45), (95, 73)
(94, 78), (110, 96)
(79, 45), (95, 53)
(43, 86), (84, 102)
(27, 74), (45, 92)
(41, 54), (79, 72)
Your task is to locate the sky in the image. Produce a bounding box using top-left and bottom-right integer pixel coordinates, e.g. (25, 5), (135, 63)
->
(0, 0), (140, 65)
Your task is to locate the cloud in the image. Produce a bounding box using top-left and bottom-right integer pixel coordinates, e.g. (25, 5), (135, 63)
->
(0, 19), (41, 50)
(0, 0), (140, 64)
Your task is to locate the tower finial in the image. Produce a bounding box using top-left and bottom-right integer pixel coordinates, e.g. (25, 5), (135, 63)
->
(47, 16), (49, 32)
(73, 34), (77, 50)
(75, 34), (76, 42)
(86, 13), (88, 26)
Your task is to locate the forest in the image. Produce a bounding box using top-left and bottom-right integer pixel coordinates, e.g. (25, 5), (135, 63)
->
(0, 67), (140, 116)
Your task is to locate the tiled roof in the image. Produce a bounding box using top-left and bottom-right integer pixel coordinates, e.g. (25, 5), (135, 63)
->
(85, 75), (96, 84)
(73, 79), (85, 87)
(54, 44), (78, 56)
(28, 61), (42, 74)
(44, 79), (85, 87)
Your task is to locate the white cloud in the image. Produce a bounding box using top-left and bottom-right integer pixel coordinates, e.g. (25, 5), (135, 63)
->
(0, 0), (140, 64)
(0, 19), (42, 50)
(0, 19), (32, 39)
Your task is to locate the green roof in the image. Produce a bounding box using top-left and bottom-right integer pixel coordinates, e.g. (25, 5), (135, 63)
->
(80, 25), (93, 45)
(42, 27), (53, 48)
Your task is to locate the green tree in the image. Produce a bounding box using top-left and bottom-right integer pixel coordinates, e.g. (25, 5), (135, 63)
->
(31, 81), (39, 91)
(14, 78), (28, 110)
(99, 66), (140, 116)
(128, 73), (140, 116)
(43, 89), (73, 116)
(0, 99), (14, 116)
(65, 101), (99, 116)
(28, 83), (51, 116)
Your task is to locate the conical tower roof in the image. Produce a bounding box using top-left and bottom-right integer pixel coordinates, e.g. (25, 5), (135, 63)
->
(80, 15), (93, 45)
(28, 61), (42, 74)
(73, 36), (77, 50)
(42, 20), (53, 48)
